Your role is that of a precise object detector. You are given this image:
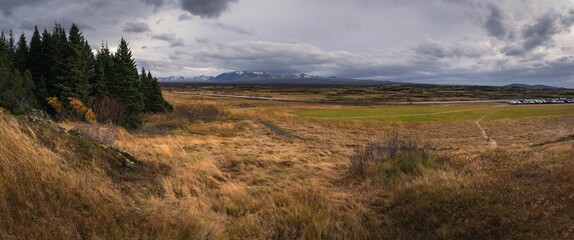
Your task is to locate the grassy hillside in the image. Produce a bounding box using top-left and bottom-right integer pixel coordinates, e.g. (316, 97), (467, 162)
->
(1, 90), (574, 239)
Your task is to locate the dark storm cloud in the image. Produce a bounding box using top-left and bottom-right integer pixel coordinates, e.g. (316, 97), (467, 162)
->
(0, 0), (44, 15)
(19, 17), (94, 31)
(124, 22), (151, 33)
(152, 33), (185, 47)
(500, 44), (525, 56)
(484, 5), (507, 39)
(500, 10), (574, 56)
(180, 0), (238, 19)
(522, 11), (574, 50)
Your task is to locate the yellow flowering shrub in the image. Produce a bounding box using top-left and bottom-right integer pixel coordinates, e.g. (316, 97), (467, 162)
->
(46, 97), (97, 123)
(47, 97), (64, 114)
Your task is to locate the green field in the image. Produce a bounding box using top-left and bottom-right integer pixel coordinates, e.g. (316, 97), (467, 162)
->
(295, 104), (574, 122)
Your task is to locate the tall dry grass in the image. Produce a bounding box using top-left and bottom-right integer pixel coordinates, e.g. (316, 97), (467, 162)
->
(0, 113), (213, 239)
(2, 91), (573, 239)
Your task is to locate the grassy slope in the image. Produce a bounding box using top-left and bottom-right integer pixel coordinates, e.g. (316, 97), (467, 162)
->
(1, 90), (574, 239)
(0, 111), (209, 239)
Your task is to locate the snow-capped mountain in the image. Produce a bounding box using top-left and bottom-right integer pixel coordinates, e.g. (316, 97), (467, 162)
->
(158, 75), (214, 82)
(212, 71), (274, 82)
(158, 71), (391, 85)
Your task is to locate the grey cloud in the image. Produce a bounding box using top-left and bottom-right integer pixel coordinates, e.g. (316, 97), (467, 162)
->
(141, 0), (164, 7)
(522, 11), (574, 50)
(153, 33), (185, 47)
(484, 5), (507, 39)
(180, 0), (238, 19)
(20, 17), (94, 31)
(0, 0), (44, 15)
(124, 22), (151, 33)
(178, 14), (193, 21)
(415, 41), (486, 59)
(500, 44), (526, 56)
(213, 23), (252, 35)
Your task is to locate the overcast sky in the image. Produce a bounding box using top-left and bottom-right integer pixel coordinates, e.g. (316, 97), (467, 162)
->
(1, 0), (574, 87)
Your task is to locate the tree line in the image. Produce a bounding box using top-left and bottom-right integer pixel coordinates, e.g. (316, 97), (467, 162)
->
(0, 23), (172, 129)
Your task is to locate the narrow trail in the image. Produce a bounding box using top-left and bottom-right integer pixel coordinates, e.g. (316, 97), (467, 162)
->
(476, 112), (498, 148)
(258, 119), (294, 138)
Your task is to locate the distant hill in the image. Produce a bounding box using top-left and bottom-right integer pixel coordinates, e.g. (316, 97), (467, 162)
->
(505, 84), (563, 89)
(160, 71), (395, 85)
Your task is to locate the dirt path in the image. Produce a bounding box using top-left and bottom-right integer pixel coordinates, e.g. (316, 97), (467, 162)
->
(258, 119), (294, 138)
(476, 113), (498, 148)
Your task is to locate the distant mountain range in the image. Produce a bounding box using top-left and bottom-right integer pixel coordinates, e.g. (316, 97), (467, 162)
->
(158, 71), (565, 88)
(158, 71), (393, 85)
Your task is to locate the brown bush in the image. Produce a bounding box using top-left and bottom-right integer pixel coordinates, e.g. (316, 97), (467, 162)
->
(89, 95), (127, 125)
(350, 132), (433, 180)
(75, 123), (120, 145)
(175, 103), (231, 122)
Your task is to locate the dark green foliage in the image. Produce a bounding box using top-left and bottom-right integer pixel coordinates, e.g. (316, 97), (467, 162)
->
(28, 27), (43, 84)
(110, 38), (144, 129)
(92, 43), (113, 96)
(0, 32), (13, 70)
(35, 76), (50, 104)
(0, 69), (34, 113)
(0, 23), (171, 129)
(14, 33), (28, 73)
(141, 69), (172, 113)
(56, 24), (94, 102)
(45, 23), (69, 97)
(8, 30), (15, 65)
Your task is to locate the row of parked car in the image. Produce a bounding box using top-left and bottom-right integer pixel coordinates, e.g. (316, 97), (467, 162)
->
(508, 98), (574, 104)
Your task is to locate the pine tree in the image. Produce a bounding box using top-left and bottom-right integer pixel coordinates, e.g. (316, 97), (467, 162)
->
(94, 42), (113, 95)
(40, 29), (52, 83)
(0, 31), (12, 70)
(141, 70), (171, 113)
(35, 76), (50, 104)
(110, 38), (144, 129)
(8, 30), (15, 68)
(56, 24), (94, 102)
(14, 33), (28, 73)
(28, 26), (43, 84)
(0, 69), (29, 114)
(22, 69), (36, 107)
(45, 23), (69, 97)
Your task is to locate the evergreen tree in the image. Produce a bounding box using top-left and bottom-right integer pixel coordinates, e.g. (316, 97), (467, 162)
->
(8, 30), (15, 67)
(14, 33), (28, 73)
(45, 23), (68, 97)
(40, 29), (52, 83)
(35, 76), (50, 104)
(0, 69), (30, 114)
(110, 38), (144, 129)
(56, 24), (94, 102)
(0, 23), (171, 128)
(141, 69), (171, 113)
(94, 42), (113, 95)
(22, 69), (36, 107)
(28, 26), (43, 84)
(0, 31), (12, 70)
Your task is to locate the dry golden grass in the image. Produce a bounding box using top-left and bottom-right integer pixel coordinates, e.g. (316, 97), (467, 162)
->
(1, 91), (573, 239)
